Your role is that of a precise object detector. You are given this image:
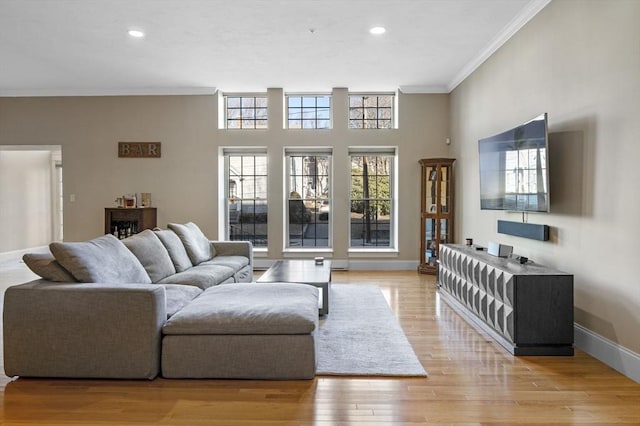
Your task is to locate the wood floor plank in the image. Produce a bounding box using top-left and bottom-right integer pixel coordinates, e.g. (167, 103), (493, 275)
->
(0, 266), (639, 424)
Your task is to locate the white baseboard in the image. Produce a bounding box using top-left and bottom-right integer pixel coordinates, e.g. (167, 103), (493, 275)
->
(347, 260), (419, 270)
(253, 259), (419, 271)
(574, 323), (640, 384)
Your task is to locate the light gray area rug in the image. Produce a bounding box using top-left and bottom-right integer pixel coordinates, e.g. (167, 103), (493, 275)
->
(316, 284), (427, 377)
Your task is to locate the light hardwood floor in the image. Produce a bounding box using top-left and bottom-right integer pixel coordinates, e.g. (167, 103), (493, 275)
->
(1, 261), (638, 425)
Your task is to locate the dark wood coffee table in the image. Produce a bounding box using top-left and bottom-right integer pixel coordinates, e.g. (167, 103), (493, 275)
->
(256, 260), (332, 315)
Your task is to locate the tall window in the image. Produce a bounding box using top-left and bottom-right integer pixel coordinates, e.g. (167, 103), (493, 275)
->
(348, 94), (394, 129)
(225, 95), (268, 129)
(349, 148), (396, 248)
(285, 149), (332, 248)
(286, 95), (331, 129)
(223, 149), (268, 247)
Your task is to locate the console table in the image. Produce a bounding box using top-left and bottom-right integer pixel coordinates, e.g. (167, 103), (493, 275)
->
(438, 244), (574, 356)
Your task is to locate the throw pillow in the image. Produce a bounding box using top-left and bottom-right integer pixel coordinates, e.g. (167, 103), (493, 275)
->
(50, 234), (151, 284)
(23, 252), (77, 282)
(167, 222), (214, 265)
(122, 229), (176, 283)
(153, 228), (193, 272)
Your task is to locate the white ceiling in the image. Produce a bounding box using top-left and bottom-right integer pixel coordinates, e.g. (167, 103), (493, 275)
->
(0, 0), (550, 96)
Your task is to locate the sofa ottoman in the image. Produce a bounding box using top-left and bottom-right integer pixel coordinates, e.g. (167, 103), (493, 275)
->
(161, 283), (319, 379)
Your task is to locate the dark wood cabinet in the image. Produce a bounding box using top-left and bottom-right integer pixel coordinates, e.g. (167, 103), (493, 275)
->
(105, 208), (157, 239)
(438, 244), (574, 356)
(418, 158), (455, 274)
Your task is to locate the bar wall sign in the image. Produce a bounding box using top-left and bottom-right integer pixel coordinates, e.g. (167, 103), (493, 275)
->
(118, 142), (161, 158)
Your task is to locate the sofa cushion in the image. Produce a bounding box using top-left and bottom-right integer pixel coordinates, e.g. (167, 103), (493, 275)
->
(50, 234), (152, 284)
(201, 255), (249, 271)
(167, 222), (214, 265)
(162, 283), (318, 335)
(122, 229), (176, 283)
(161, 284), (203, 318)
(156, 264), (235, 290)
(153, 229), (193, 272)
(22, 252), (77, 282)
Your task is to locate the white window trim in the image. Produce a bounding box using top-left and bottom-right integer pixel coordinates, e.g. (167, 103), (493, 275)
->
(347, 146), (398, 251)
(219, 147), (268, 249)
(283, 147), (333, 251)
(222, 92), (269, 130)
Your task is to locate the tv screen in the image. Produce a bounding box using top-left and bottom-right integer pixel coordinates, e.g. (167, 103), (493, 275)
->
(478, 113), (549, 212)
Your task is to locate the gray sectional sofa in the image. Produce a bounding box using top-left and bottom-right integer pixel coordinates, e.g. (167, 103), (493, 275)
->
(3, 222), (319, 380)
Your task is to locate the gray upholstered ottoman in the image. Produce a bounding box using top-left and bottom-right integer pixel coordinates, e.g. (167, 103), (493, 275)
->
(161, 283), (318, 379)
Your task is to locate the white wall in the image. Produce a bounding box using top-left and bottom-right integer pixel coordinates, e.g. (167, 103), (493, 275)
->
(450, 0), (640, 354)
(0, 149), (57, 252)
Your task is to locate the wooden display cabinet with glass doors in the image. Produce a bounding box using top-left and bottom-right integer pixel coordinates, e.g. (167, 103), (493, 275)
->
(418, 158), (455, 274)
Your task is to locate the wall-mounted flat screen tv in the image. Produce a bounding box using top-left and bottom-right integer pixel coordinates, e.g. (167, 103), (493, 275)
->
(478, 113), (549, 212)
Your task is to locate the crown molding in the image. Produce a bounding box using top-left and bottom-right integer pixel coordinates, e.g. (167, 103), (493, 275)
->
(447, 0), (552, 92)
(399, 85), (449, 94)
(0, 87), (217, 97)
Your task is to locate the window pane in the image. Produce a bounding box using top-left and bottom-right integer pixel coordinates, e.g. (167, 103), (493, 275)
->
(256, 119), (268, 129)
(227, 97), (241, 108)
(378, 119), (392, 128)
(243, 108), (255, 119)
(317, 119), (330, 129)
(317, 108), (330, 120)
(349, 108), (363, 119)
(378, 96), (393, 107)
(302, 97), (316, 107)
(317, 96), (330, 108)
(379, 108), (392, 119)
(288, 97), (301, 108)
(363, 96), (377, 107)
(241, 97), (255, 108)
(227, 119), (241, 129)
(350, 96), (363, 107)
(255, 108), (267, 120)
(289, 119), (301, 129)
(255, 97), (268, 108)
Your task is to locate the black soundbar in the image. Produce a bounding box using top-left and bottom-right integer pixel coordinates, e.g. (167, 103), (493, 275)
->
(497, 220), (549, 241)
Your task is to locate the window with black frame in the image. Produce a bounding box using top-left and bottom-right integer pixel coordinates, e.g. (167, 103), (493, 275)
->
(224, 95), (268, 129)
(285, 149), (332, 248)
(286, 94), (331, 129)
(348, 94), (394, 129)
(224, 150), (268, 247)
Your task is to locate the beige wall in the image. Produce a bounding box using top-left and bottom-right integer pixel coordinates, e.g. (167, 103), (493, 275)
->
(450, 0), (640, 353)
(0, 90), (450, 264)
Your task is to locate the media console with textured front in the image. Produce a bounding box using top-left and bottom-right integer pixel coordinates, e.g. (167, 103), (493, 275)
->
(437, 244), (574, 356)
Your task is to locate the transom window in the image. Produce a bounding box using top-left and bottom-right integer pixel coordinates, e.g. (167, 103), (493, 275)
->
(225, 95), (268, 129)
(349, 148), (396, 248)
(286, 95), (331, 129)
(348, 94), (394, 129)
(285, 149), (332, 248)
(223, 149), (268, 247)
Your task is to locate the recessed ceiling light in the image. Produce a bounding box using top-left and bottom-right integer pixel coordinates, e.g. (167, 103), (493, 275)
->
(369, 26), (386, 35)
(128, 29), (145, 38)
